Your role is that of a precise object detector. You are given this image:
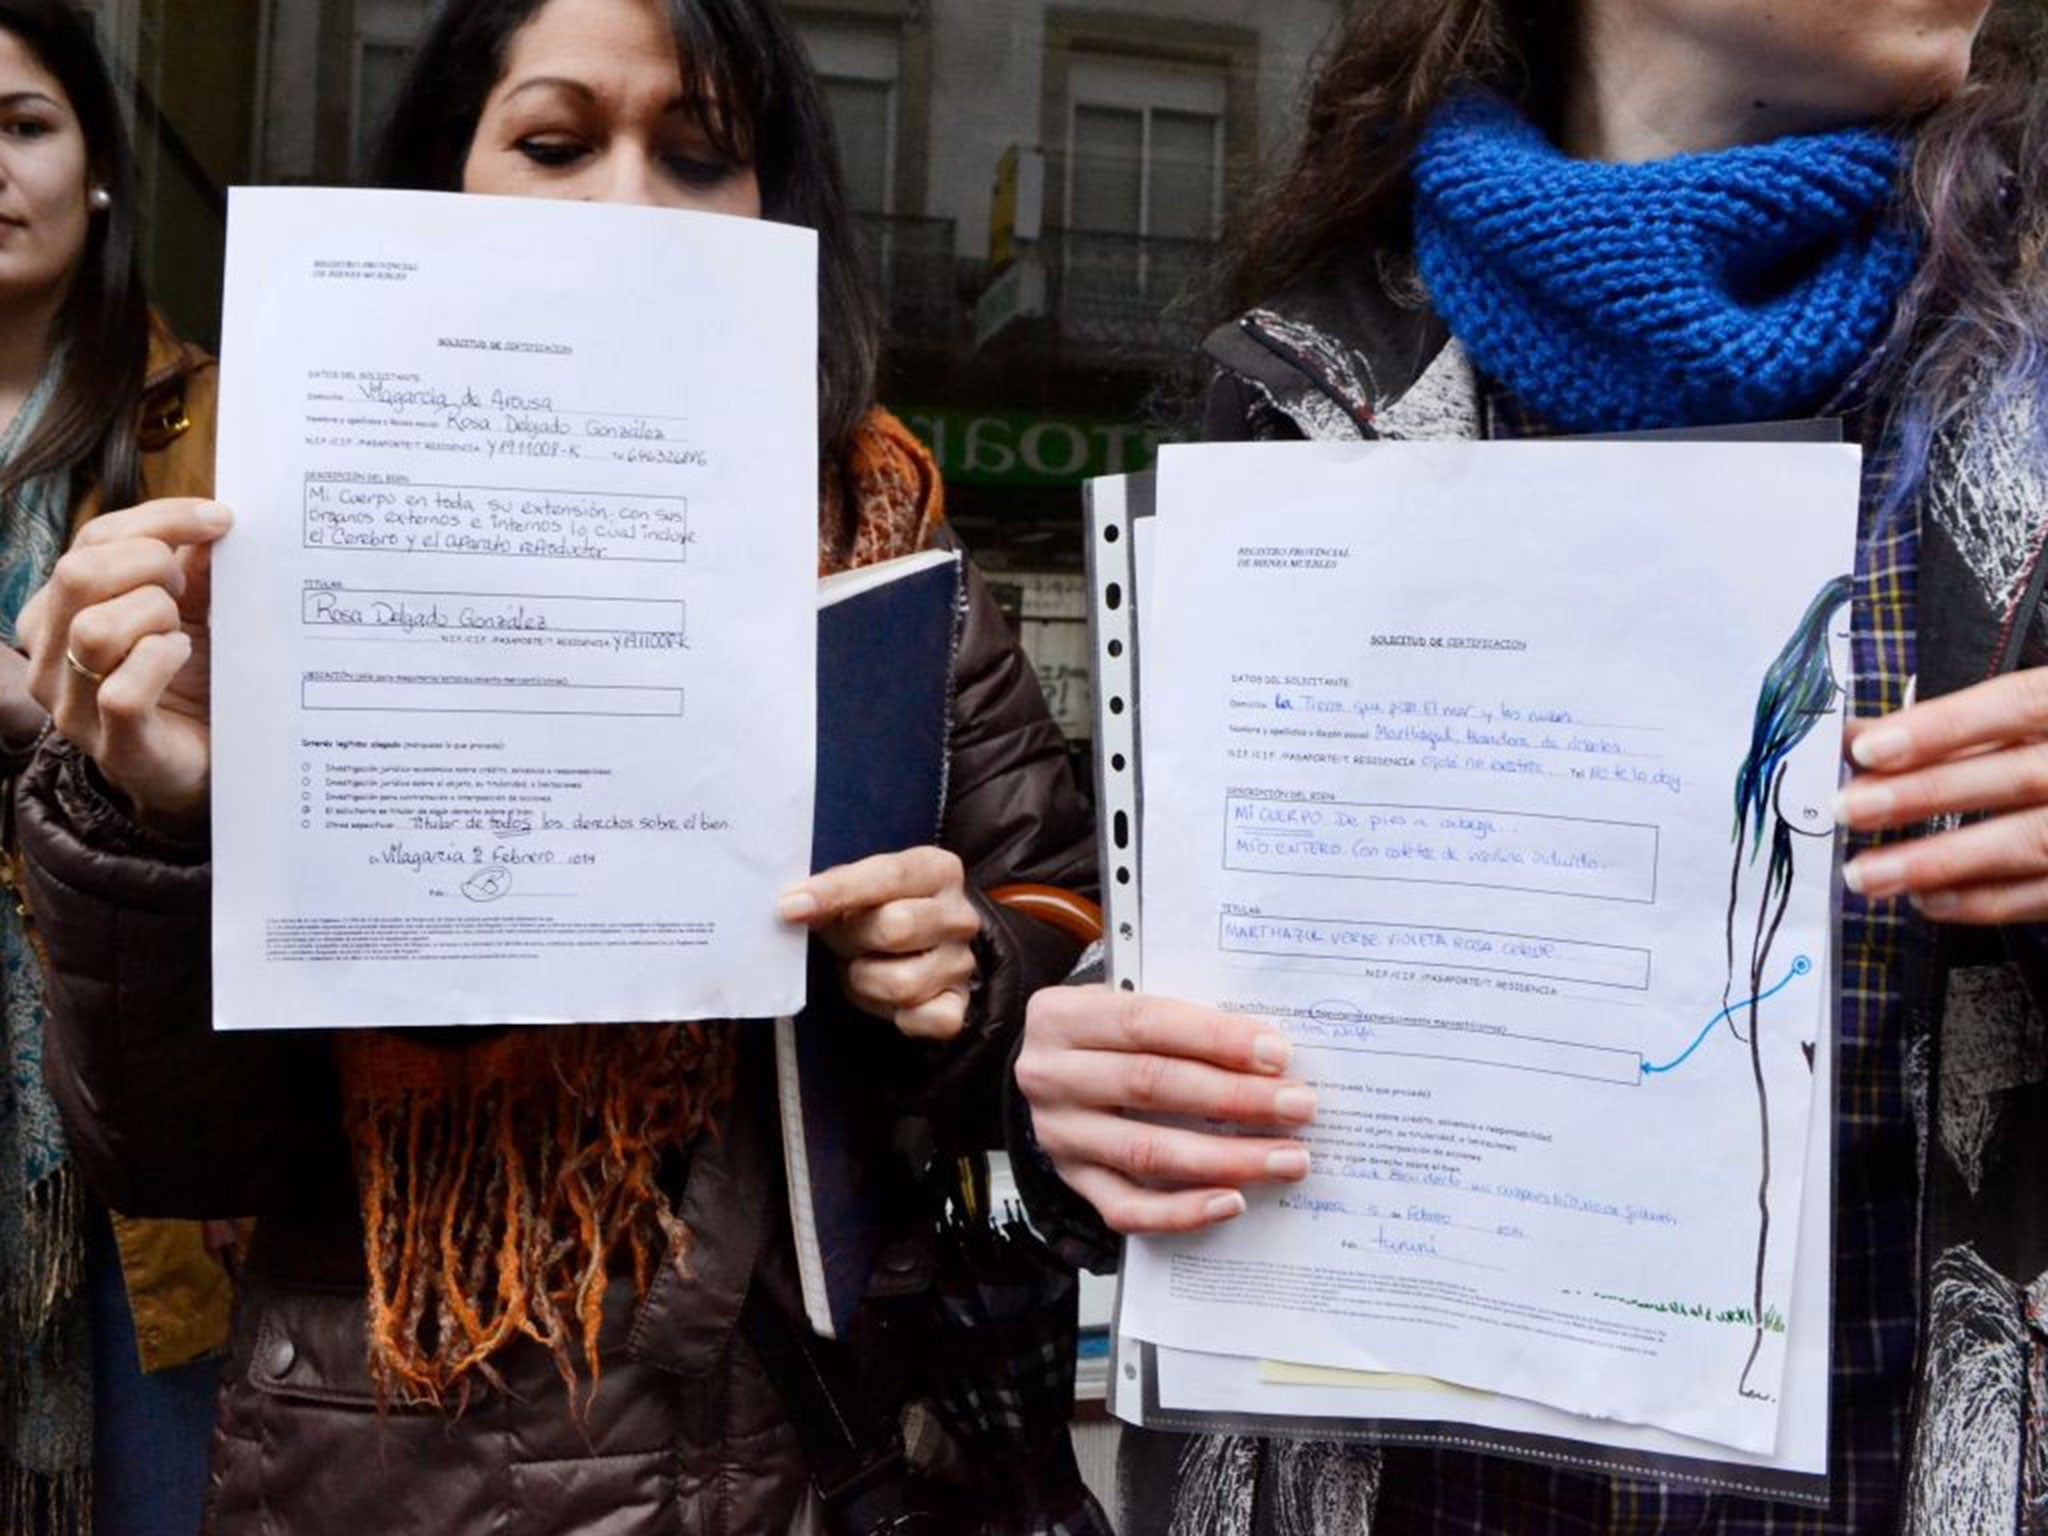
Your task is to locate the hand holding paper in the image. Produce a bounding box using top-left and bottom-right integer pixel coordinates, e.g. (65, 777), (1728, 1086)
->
(18, 497), (231, 834)
(781, 845), (984, 1040)
(1839, 669), (2048, 921)
(1015, 987), (1316, 1233)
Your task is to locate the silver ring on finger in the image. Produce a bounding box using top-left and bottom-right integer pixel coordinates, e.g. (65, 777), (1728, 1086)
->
(64, 646), (106, 686)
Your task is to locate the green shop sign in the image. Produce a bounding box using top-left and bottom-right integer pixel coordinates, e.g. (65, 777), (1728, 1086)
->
(900, 408), (1168, 490)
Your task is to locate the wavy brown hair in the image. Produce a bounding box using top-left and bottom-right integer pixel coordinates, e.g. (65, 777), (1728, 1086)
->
(1225, 1), (2048, 494)
(1223, 0), (1570, 316)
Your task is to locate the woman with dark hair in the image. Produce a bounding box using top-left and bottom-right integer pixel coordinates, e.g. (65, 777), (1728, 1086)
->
(373, 0), (881, 478)
(0, 2), (226, 1532)
(1015, 1), (2048, 1530)
(9, 0), (1096, 1531)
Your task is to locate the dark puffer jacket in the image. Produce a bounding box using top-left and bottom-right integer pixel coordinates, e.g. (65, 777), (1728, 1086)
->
(23, 529), (1096, 1536)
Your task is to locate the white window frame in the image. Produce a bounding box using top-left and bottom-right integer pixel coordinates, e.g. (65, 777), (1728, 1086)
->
(1063, 53), (1226, 245)
(799, 18), (901, 218)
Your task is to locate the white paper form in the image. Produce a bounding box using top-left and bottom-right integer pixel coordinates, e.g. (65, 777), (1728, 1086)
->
(1125, 441), (1859, 1455)
(1086, 473), (1831, 1493)
(1142, 987), (1833, 1491)
(210, 188), (817, 1032)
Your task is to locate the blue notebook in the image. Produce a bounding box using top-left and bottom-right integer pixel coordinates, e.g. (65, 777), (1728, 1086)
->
(777, 548), (965, 1337)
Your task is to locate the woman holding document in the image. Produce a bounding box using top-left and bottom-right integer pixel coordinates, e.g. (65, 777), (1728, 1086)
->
(10, 0), (1095, 1532)
(0, 4), (237, 1532)
(1015, 0), (2048, 1530)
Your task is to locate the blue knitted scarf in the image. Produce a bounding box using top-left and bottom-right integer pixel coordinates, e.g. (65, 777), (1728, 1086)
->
(1410, 93), (1922, 434)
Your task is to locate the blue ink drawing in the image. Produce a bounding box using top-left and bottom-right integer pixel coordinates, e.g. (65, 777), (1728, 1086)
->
(1722, 575), (1851, 1402)
(1641, 956), (1813, 1077)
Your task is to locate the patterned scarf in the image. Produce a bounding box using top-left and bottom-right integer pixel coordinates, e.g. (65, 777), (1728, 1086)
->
(0, 355), (91, 1536)
(338, 407), (944, 1405)
(1410, 92), (1923, 433)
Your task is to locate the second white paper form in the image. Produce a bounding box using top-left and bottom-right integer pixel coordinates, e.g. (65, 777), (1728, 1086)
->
(1125, 440), (1860, 1458)
(210, 188), (817, 1032)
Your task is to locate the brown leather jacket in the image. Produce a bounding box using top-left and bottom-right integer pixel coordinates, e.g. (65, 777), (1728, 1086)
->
(0, 321), (237, 1377)
(18, 501), (1096, 1533)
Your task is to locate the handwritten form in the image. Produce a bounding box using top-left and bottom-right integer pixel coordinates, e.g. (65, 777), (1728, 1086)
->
(1141, 1017), (1832, 1489)
(1123, 441), (1860, 1456)
(210, 188), (817, 1031)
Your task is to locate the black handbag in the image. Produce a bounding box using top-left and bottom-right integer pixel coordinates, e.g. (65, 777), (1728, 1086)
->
(743, 1152), (1113, 1536)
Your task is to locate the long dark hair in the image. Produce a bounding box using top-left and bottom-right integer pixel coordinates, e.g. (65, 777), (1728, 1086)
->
(0, 0), (148, 507)
(373, 0), (878, 469)
(1226, 1), (2048, 491)
(1878, 6), (2048, 512)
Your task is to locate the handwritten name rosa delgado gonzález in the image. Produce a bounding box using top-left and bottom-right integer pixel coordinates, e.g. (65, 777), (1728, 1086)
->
(303, 590), (551, 634)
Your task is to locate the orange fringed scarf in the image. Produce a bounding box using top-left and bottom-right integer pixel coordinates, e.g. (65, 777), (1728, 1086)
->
(337, 409), (945, 1407)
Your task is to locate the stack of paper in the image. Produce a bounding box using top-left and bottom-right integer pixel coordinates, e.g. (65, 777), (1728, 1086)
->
(1087, 439), (1858, 1503)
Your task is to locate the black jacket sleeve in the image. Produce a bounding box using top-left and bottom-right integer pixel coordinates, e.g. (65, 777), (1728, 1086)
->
(20, 737), (354, 1218)
(911, 528), (1098, 1138)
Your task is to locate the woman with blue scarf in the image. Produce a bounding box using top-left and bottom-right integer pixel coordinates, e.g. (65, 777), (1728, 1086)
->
(0, 3), (224, 1533)
(1014, 0), (2048, 1530)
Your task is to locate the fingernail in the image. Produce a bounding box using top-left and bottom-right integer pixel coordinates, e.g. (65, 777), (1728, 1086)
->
(1265, 1148), (1311, 1180)
(197, 502), (232, 529)
(1204, 1192), (1247, 1222)
(1913, 891), (1960, 919)
(1851, 727), (1912, 770)
(1273, 1087), (1317, 1123)
(1252, 1034), (1292, 1073)
(1836, 783), (1893, 825)
(776, 889), (818, 923)
(1844, 853), (1904, 897)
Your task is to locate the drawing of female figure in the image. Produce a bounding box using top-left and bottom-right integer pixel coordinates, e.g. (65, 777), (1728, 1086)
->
(1724, 573), (1854, 1398)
